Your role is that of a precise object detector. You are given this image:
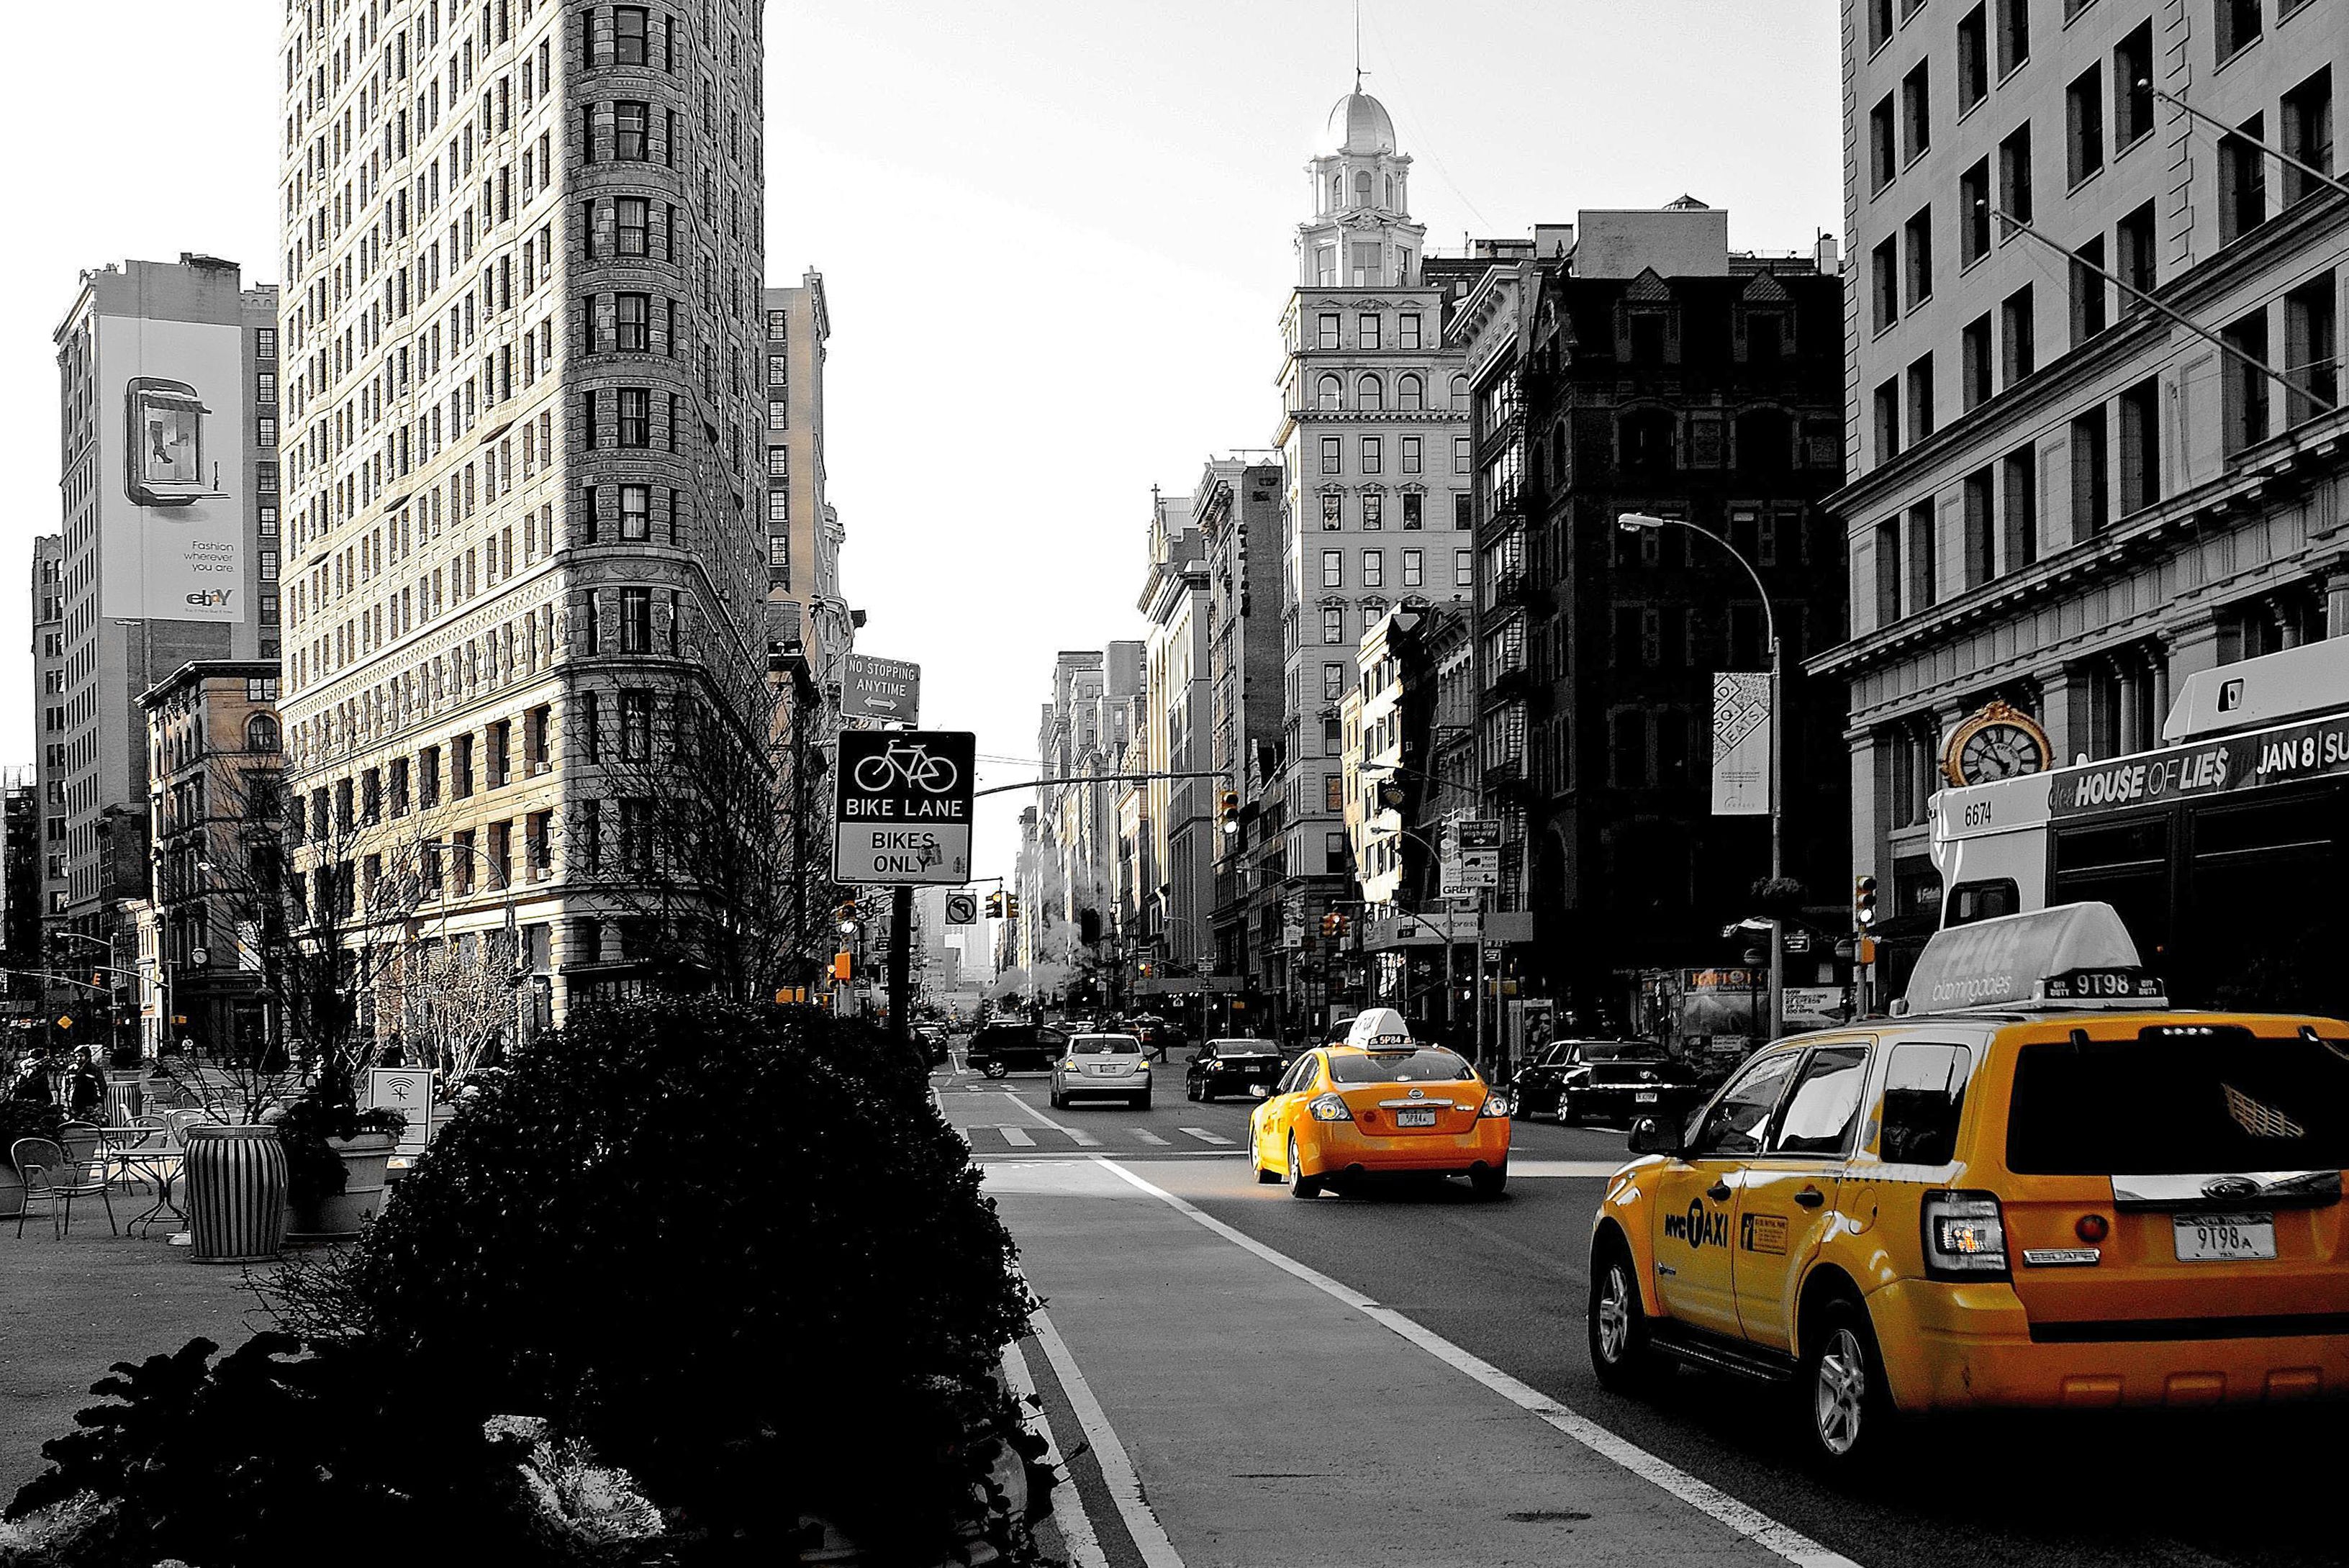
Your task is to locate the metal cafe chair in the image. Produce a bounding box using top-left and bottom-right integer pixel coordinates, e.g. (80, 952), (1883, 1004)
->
(10, 1136), (117, 1240)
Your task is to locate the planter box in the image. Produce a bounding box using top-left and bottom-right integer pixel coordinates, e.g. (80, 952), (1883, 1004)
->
(289, 1130), (398, 1238)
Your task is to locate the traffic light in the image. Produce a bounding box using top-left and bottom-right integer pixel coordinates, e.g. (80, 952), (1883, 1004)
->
(985, 890), (1005, 920)
(1218, 789), (1241, 835)
(1005, 894), (1020, 920)
(1854, 875), (1878, 930)
(836, 898), (859, 933)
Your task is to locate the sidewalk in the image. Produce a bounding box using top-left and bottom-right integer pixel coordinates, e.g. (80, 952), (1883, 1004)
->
(0, 1214), (284, 1504)
(987, 1159), (1827, 1568)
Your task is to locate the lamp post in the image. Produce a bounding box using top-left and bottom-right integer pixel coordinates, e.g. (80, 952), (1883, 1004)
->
(421, 839), (528, 1064)
(1618, 512), (1784, 1048)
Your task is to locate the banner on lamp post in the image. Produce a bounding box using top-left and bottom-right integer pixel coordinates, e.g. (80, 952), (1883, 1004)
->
(1711, 671), (1772, 817)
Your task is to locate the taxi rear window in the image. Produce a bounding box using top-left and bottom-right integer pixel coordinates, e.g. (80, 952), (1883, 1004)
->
(1072, 1035), (1141, 1055)
(2006, 1029), (2349, 1175)
(1329, 1048), (1473, 1084)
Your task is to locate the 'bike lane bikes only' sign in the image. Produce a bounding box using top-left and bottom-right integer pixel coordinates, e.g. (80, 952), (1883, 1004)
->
(833, 729), (977, 885)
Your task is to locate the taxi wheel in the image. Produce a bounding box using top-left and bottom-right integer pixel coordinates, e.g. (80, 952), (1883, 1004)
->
(1255, 1158), (1282, 1184)
(1469, 1162), (1508, 1198)
(1287, 1136), (1324, 1200)
(1798, 1300), (1895, 1477)
(1587, 1241), (1653, 1392)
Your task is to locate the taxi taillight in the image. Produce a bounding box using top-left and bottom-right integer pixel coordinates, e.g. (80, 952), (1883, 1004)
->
(2075, 1213), (2109, 1243)
(1922, 1189), (2011, 1281)
(1308, 1092), (1354, 1123)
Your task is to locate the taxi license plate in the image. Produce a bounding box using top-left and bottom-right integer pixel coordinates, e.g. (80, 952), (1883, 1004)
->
(1396, 1107), (1437, 1128)
(2173, 1212), (2276, 1261)
(1634, 1091), (1658, 1103)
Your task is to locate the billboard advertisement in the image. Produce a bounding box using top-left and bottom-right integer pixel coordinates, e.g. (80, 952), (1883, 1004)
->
(98, 314), (246, 622)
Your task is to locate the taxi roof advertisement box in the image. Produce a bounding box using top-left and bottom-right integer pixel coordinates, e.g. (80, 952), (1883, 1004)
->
(833, 729), (975, 886)
(842, 654), (921, 725)
(99, 314), (247, 622)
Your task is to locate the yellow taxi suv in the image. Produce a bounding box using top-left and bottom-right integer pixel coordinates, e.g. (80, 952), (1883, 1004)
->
(1249, 1009), (1511, 1198)
(1587, 902), (2349, 1474)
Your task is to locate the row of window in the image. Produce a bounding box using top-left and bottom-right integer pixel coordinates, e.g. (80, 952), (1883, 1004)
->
(1307, 371), (1470, 414)
(1313, 576), (1470, 645)
(1310, 310), (1429, 352)
(1316, 489), (1467, 530)
(1318, 548), (1448, 590)
(1319, 433), (1471, 476)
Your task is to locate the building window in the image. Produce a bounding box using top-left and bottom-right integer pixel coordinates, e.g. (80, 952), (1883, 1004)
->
(1996, 0), (2030, 76)
(767, 308), (789, 340)
(2071, 406), (2111, 533)
(1326, 833), (1347, 872)
(2001, 284), (2036, 383)
(2216, 0), (2261, 60)
(1325, 775), (1345, 812)
(1402, 492), (1424, 530)
(255, 416), (278, 449)
(1401, 436), (1422, 473)
(1362, 491), (1384, 528)
(1455, 494), (1472, 530)
(613, 101), (651, 160)
(1999, 122), (2034, 225)
(1870, 94), (1897, 191)
(2285, 271), (2340, 425)
(1322, 491), (1341, 530)
(453, 734), (475, 799)
(1963, 468), (1996, 589)
(1901, 62), (1931, 163)
(1403, 549), (1423, 586)
(1316, 372), (1342, 411)
(2066, 65), (2104, 187)
(1904, 207), (1934, 307)
(2113, 25), (2153, 148)
(1867, 0), (1893, 50)
(617, 389), (651, 447)
(615, 292), (650, 353)
(620, 484), (651, 540)
(2002, 444), (2040, 570)
(1906, 499), (1939, 611)
(2115, 201), (2157, 298)
(617, 196), (649, 255)
(1400, 313), (1422, 348)
(1323, 663), (1345, 701)
(621, 587), (653, 652)
(1362, 550), (1384, 587)
(2118, 378), (2161, 515)
(1873, 518), (1904, 625)
(2221, 308), (2272, 453)
(1361, 436), (1382, 474)
(1356, 373), (1383, 412)
(1962, 312), (1993, 410)
(1322, 607), (1345, 644)
(2281, 68), (2335, 207)
(614, 6), (649, 65)
(1320, 435), (1342, 475)
(2220, 114), (2267, 243)
(2071, 235), (2109, 344)
(253, 327), (277, 359)
(1317, 312), (1340, 350)
(1454, 437), (1471, 473)
(488, 720), (512, 788)
(1358, 313), (1381, 350)
(1322, 550), (1344, 589)
(1398, 373), (1424, 412)
(1958, 6), (1990, 111)
(1871, 237), (1898, 332)
(1454, 550), (1472, 589)
(620, 690), (654, 761)
(1959, 160), (1991, 266)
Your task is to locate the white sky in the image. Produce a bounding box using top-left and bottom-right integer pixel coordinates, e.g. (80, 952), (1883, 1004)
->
(0, 0), (1840, 884)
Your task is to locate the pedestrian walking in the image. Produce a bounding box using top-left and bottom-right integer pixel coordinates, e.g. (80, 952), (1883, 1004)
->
(63, 1048), (104, 1120)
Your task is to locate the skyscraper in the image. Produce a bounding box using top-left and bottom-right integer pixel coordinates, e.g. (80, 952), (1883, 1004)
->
(274, 1), (770, 1024)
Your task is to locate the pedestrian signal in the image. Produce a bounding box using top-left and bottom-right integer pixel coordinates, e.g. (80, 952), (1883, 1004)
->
(830, 951), (852, 982)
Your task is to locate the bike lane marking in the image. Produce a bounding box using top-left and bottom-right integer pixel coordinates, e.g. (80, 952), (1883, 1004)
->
(1031, 1305), (1187, 1568)
(1092, 1158), (1863, 1568)
(1000, 1125), (1037, 1148)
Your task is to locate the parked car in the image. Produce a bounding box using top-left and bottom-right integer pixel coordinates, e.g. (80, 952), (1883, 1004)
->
(1186, 1038), (1283, 1102)
(964, 1023), (1069, 1078)
(1513, 1039), (1703, 1126)
(1050, 1033), (1151, 1110)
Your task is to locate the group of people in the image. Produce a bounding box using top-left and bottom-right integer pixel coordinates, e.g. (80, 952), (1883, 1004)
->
(9, 1046), (109, 1119)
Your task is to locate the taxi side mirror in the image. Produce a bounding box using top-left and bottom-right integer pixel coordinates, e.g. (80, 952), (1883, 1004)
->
(1628, 1117), (1685, 1158)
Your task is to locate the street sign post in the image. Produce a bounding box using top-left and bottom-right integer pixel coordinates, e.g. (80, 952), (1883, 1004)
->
(841, 655), (922, 725)
(833, 729), (975, 887)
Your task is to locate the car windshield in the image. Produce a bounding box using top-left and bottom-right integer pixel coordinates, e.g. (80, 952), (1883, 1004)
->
(2006, 1029), (2349, 1174)
(1072, 1035), (1142, 1055)
(1210, 1041), (1277, 1057)
(1330, 1048), (1475, 1084)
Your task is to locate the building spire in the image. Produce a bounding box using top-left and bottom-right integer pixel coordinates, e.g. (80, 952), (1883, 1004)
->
(1353, 0), (1363, 92)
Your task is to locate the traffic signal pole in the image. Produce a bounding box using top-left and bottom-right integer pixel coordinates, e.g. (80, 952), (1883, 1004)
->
(887, 885), (914, 1046)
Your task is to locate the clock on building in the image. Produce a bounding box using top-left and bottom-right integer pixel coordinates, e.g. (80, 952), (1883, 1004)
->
(1941, 700), (2052, 787)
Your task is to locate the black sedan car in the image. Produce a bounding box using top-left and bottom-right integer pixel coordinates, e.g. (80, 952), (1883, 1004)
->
(964, 1023), (1069, 1078)
(1185, 1038), (1284, 1102)
(1511, 1039), (1702, 1126)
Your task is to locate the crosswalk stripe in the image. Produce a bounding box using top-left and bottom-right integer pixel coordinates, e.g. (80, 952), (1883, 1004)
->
(1179, 1127), (1232, 1146)
(1064, 1125), (1103, 1147)
(1134, 1130), (1169, 1146)
(1000, 1125), (1036, 1147)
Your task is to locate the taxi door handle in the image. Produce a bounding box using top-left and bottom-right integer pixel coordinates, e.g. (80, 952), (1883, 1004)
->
(1706, 1181), (1732, 1202)
(1793, 1187), (1825, 1209)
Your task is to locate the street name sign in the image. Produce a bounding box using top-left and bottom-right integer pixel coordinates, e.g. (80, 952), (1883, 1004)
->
(1446, 817), (1502, 890)
(833, 729), (975, 886)
(841, 654), (922, 725)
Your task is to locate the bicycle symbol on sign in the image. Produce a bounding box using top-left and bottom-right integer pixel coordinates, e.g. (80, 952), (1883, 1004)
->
(852, 739), (961, 795)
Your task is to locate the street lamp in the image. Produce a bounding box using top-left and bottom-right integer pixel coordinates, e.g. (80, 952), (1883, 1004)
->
(1618, 511), (1784, 1047)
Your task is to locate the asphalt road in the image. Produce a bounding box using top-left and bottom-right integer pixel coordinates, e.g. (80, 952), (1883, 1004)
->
(939, 1045), (2342, 1568)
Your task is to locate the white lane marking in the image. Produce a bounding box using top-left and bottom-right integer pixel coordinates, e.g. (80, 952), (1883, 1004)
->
(1512, 1159), (1629, 1178)
(1000, 1087), (1105, 1145)
(1092, 1160), (1863, 1568)
(1177, 1127), (1232, 1146)
(1002, 1338), (1110, 1568)
(1031, 1307), (1187, 1568)
(1000, 1125), (1037, 1148)
(1133, 1130), (1170, 1146)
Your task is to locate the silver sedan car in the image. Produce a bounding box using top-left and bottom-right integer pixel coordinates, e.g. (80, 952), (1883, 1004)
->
(1049, 1033), (1152, 1110)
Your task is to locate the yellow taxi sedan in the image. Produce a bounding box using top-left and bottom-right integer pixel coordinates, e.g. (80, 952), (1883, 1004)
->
(1249, 1009), (1511, 1198)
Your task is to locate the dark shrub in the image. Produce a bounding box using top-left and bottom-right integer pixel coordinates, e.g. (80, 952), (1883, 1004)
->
(0, 1100), (65, 1172)
(344, 997), (1037, 1556)
(271, 1097), (407, 1211)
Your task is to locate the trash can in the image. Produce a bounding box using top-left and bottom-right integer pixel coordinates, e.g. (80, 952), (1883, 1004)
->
(183, 1123), (287, 1264)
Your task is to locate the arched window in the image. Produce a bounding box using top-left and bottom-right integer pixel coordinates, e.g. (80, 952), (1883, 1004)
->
(1357, 373), (1384, 411)
(1354, 170), (1372, 207)
(1316, 373), (1343, 411)
(247, 714), (278, 753)
(1383, 173), (1397, 208)
(1449, 375), (1470, 412)
(1398, 374), (1424, 412)
(1329, 173), (1343, 211)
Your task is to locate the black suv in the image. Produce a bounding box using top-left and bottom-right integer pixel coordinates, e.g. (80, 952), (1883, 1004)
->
(1511, 1039), (1702, 1125)
(1185, 1038), (1283, 1102)
(964, 1023), (1068, 1078)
